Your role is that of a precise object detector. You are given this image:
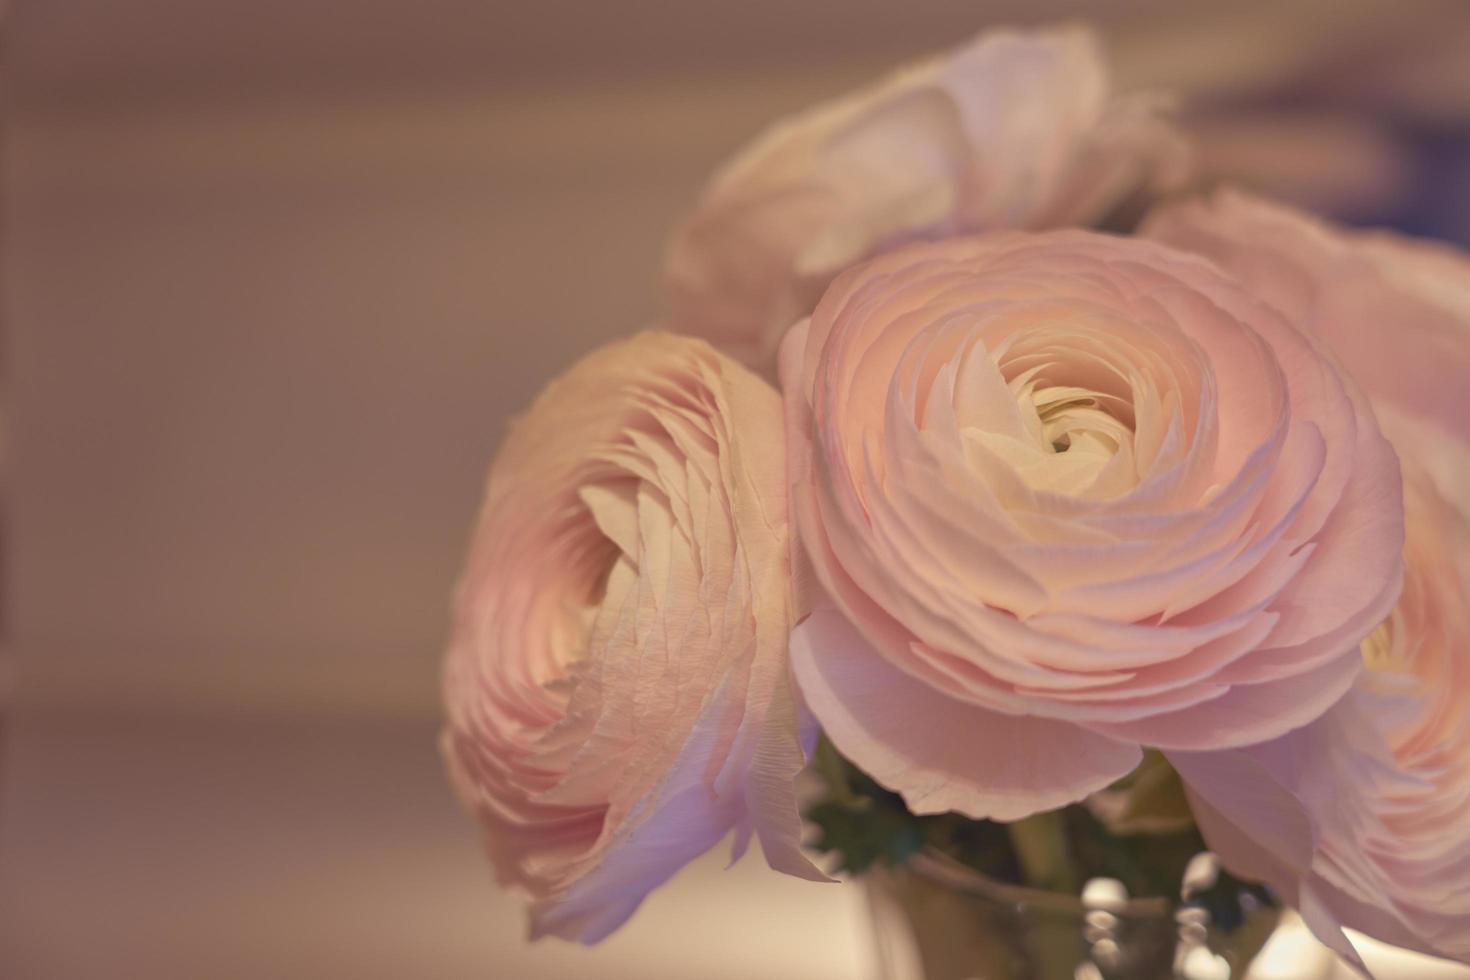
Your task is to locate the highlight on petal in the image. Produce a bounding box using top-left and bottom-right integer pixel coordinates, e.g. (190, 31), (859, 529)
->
(781, 229), (1404, 821)
(441, 332), (827, 944)
(665, 25), (1189, 367)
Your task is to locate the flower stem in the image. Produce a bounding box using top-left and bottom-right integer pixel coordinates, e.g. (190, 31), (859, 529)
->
(1007, 810), (1080, 894)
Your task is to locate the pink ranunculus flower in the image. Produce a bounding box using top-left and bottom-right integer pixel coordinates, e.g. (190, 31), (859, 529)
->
(1172, 455), (1470, 971)
(1148, 191), (1470, 966)
(664, 26), (1189, 367)
(780, 231), (1404, 822)
(441, 332), (826, 944)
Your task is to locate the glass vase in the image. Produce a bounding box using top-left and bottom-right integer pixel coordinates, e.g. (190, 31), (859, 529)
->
(865, 851), (1280, 980)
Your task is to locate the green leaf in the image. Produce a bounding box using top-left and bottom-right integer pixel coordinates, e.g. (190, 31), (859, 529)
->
(801, 738), (1278, 933)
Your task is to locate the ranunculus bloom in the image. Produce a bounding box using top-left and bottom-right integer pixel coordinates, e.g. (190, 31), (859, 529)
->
(1173, 456), (1470, 970)
(1144, 189), (1470, 445)
(664, 26), (1188, 367)
(1149, 191), (1470, 965)
(781, 231), (1404, 822)
(441, 332), (824, 943)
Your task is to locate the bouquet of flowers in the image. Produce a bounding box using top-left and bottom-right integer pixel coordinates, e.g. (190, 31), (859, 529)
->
(438, 25), (1470, 976)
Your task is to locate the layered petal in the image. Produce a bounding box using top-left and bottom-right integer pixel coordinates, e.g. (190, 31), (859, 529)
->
(441, 332), (826, 944)
(782, 231), (1403, 821)
(665, 25), (1188, 366)
(1145, 188), (1470, 446)
(1148, 191), (1470, 964)
(790, 607), (1141, 821)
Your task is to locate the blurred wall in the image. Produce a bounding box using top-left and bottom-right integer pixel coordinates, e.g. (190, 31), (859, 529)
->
(8, 0), (1470, 722)
(0, 0), (1100, 720)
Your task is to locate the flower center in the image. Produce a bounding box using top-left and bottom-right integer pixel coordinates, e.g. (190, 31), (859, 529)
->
(1003, 373), (1136, 497)
(556, 476), (642, 675)
(1033, 389), (1127, 456)
(1360, 618), (1401, 674)
(932, 333), (1149, 501)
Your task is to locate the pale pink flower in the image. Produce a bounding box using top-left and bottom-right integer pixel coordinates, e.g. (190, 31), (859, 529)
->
(1148, 191), (1470, 966)
(780, 231), (1403, 822)
(665, 26), (1188, 367)
(441, 332), (825, 943)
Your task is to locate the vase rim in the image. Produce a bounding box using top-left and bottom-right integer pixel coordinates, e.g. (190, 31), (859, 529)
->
(905, 849), (1177, 918)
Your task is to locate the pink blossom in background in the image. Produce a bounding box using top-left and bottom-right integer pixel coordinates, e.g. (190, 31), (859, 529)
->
(780, 231), (1404, 822)
(664, 26), (1189, 367)
(441, 332), (826, 944)
(1143, 190), (1470, 445)
(1148, 191), (1470, 967)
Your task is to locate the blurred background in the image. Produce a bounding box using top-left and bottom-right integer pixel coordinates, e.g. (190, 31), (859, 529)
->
(3, 1), (1470, 977)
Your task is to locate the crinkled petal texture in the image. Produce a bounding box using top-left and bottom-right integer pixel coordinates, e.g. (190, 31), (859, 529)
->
(781, 231), (1403, 824)
(441, 332), (826, 944)
(665, 25), (1188, 367)
(1149, 190), (1470, 965)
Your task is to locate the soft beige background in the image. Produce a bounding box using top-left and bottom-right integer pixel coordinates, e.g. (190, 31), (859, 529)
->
(13, 0), (1470, 722)
(4, 1), (1470, 977)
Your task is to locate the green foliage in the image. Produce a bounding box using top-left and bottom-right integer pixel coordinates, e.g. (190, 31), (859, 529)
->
(806, 738), (1018, 878)
(804, 738), (1279, 931)
(1086, 751), (1197, 835)
(804, 795), (926, 875)
(1062, 800), (1208, 899)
